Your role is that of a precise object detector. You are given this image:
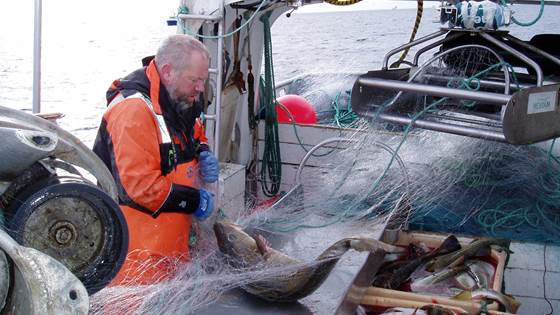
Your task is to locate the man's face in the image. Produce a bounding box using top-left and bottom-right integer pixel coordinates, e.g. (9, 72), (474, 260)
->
(167, 51), (209, 106)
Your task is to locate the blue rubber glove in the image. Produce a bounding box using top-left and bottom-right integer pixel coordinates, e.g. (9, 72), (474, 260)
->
(199, 151), (219, 183)
(193, 188), (214, 221)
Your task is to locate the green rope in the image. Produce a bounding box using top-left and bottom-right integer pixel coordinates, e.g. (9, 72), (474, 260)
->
(503, 0), (546, 27)
(259, 11), (282, 197)
(331, 90), (359, 128)
(271, 99), (340, 159)
(178, 5), (189, 14)
(177, 0), (268, 39)
(272, 89), (358, 158)
(434, 134), (560, 238)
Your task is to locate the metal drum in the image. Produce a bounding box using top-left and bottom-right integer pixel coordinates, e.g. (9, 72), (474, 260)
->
(3, 165), (128, 294)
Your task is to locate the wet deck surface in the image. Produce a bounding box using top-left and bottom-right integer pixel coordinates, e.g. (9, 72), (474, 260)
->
(505, 242), (560, 315)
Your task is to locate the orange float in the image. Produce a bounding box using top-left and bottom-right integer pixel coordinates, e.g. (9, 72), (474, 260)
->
(276, 94), (317, 124)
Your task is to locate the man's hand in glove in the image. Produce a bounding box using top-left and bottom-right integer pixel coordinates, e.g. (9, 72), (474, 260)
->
(192, 188), (214, 221)
(198, 151), (219, 183)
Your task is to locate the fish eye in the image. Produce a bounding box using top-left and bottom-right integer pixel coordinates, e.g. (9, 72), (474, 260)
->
(227, 234), (237, 242)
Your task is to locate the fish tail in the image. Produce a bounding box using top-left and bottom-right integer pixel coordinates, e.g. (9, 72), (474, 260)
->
(438, 234), (462, 254)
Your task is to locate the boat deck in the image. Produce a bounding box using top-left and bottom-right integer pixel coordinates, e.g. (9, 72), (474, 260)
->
(506, 242), (559, 315)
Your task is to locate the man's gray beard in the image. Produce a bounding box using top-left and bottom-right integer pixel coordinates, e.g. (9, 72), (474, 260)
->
(168, 85), (193, 109)
(177, 101), (193, 110)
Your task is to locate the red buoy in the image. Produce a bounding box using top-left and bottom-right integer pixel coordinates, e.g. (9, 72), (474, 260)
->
(276, 94), (317, 124)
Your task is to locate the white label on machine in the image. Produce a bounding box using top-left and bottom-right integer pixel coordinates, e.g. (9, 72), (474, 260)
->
(527, 91), (557, 114)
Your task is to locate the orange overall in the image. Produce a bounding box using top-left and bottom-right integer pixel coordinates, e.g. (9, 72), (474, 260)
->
(93, 60), (208, 286)
(112, 162), (196, 285)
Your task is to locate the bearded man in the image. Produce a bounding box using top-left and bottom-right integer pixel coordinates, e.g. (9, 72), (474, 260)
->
(93, 34), (219, 285)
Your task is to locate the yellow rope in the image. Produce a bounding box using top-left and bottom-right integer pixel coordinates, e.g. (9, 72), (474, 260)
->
(390, 0), (423, 68)
(324, 0), (361, 6)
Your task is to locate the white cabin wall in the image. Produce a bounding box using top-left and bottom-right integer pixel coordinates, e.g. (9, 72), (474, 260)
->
(256, 123), (362, 201)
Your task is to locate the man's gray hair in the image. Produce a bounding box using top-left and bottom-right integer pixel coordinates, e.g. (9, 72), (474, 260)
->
(155, 35), (210, 72)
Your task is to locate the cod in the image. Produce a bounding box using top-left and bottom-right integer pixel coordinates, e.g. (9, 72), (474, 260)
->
(213, 219), (404, 303)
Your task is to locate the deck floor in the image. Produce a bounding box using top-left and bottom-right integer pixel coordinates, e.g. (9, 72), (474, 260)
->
(505, 242), (560, 315)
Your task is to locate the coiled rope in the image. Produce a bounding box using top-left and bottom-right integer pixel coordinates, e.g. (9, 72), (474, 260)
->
(260, 11), (282, 197)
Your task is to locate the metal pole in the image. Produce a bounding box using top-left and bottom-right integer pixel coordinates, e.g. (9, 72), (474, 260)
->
(212, 0), (224, 210)
(374, 112), (507, 142)
(358, 77), (511, 104)
(382, 29), (447, 70)
(480, 32), (544, 87)
(33, 0), (42, 114)
(412, 32), (463, 66)
(177, 13), (222, 21)
(420, 73), (552, 91)
(214, 13), (223, 162)
(424, 111), (502, 125)
(505, 34), (560, 69)
(410, 43), (511, 96)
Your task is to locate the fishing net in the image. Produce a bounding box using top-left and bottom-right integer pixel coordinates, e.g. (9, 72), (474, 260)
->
(89, 252), (321, 314)
(84, 120), (416, 314)
(356, 43), (560, 245)
(408, 138), (560, 244)
(1, 40), (558, 314)
(87, 44), (560, 313)
(242, 128), (410, 232)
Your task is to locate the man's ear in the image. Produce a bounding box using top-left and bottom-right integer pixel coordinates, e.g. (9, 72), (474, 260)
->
(159, 63), (173, 85)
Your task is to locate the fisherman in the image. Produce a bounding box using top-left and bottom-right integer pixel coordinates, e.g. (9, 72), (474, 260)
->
(93, 34), (219, 285)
